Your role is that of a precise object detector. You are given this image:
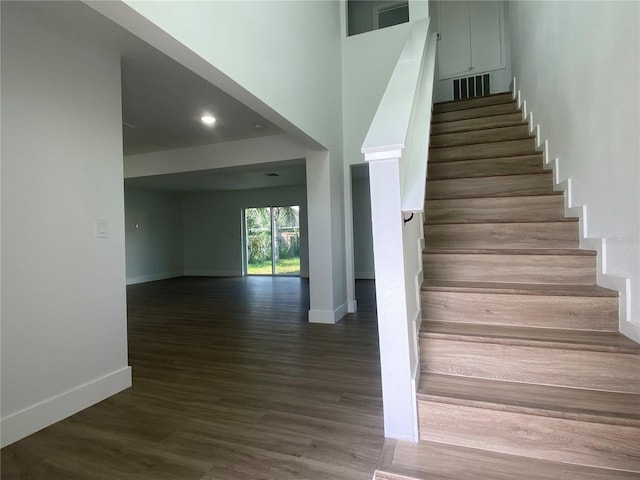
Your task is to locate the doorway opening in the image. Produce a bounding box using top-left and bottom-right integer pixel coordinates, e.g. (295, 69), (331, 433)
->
(244, 206), (301, 276)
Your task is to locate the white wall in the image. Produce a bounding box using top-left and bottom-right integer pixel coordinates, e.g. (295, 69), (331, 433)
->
(0, 2), (131, 446)
(182, 187), (309, 278)
(124, 187), (184, 284)
(508, 0), (640, 339)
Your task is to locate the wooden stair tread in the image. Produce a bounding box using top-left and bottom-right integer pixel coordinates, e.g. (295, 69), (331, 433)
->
(418, 373), (640, 426)
(433, 92), (514, 113)
(425, 217), (578, 225)
(429, 124), (531, 148)
(421, 280), (619, 297)
(430, 122), (528, 135)
(430, 112), (524, 135)
(375, 439), (640, 480)
(432, 103), (521, 124)
(425, 190), (561, 201)
(419, 321), (640, 354)
(428, 155), (546, 180)
(424, 248), (596, 256)
(429, 138), (540, 162)
(429, 152), (543, 164)
(427, 170), (552, 180)
(430, 137), (535, 151)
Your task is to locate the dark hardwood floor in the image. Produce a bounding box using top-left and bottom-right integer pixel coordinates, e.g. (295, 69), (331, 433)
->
(1, 277), (384, 479)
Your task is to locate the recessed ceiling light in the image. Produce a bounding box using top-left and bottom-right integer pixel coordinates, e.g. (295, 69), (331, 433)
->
(253, 123), (265, 130)
(201, 115), (216, 126)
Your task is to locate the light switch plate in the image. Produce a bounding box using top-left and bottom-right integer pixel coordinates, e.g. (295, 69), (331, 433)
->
(96, 218), (109, 238)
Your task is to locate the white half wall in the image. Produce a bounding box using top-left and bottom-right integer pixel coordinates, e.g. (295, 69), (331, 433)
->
(124, 187), (184, 284)
(1, 2), (131, 446)
(508, 0), (640, 339)
(182, 187), (309, 279)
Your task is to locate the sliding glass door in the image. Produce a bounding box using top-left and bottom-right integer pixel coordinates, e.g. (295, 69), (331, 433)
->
(245, 206), (300, 276)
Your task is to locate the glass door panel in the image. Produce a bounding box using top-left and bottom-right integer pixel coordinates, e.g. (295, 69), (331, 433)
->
(245, 207), (273, 275)
(273, 206), (300, 275)
(245, 206), (300, 276)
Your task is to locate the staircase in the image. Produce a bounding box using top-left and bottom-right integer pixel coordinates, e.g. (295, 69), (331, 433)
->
(374, 92), (640, 479)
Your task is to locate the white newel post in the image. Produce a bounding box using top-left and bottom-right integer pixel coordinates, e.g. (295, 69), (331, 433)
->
(368, 156), (417, 441)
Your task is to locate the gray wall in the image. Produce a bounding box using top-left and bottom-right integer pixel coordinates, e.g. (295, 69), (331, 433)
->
(124, 187), (184, 284)
(124, 186), (310, 281)
(352, 173), (375, 279)
(182, 186), (309, 278)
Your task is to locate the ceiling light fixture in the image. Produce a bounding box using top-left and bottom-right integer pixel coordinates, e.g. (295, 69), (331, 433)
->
(201, 115), (216, 126)
(253, 123), (265, 130)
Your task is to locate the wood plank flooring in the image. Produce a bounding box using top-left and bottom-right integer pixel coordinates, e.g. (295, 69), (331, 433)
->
(1, 277), (384, 480)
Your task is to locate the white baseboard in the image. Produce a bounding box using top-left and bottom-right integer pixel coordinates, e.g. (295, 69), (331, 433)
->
(308, 309), (336, 324)
(1, 366), (132, 448)
(126, 271), (183, 285)
(347, 299), (358, 313)
(308, 302), (348, 324)
(183, 269), (240, 277)
(516, 76), (637, 344)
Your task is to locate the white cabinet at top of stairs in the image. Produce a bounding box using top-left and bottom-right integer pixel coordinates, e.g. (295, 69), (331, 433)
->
(436, 0), (506, 80)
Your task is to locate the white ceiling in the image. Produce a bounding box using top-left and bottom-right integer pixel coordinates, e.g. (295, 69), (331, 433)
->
(121, 53), (284, 156)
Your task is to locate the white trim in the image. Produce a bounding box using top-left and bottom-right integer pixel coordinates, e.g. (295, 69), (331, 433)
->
(1, 367), (132, 448)
(126, 271), (183, 285)
(410, 359), (420, 442)
(308, 304), (347, 324)
(334, 302), (348, 322)
(347, 299), (358, 313)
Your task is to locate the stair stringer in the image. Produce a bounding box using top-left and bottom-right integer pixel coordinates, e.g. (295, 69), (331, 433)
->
(514, 79), (639, 343)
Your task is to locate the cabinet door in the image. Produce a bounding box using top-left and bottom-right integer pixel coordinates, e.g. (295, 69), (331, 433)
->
(437, 1), (472, 79)
(437, 1), (505, 80)
(470, 1), (504, 73)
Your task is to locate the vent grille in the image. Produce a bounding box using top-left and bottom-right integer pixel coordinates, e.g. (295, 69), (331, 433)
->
(453, 74), (491, 100)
